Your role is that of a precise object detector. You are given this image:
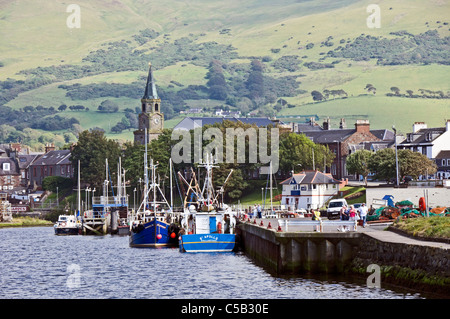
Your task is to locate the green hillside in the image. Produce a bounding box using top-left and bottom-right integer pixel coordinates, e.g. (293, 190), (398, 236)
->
(0, 0), (449, 149)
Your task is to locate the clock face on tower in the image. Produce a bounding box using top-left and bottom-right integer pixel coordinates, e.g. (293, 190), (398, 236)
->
(150, 113), (163, 131)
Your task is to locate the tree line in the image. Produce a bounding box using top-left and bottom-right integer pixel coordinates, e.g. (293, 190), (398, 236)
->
(346, 149), (437, 186)
(70, 122), (335, 202)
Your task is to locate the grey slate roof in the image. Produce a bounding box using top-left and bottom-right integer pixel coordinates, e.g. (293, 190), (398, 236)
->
(302, 129), (355, 143)
(280, 170), (340, 185)
(173, 116), (282, 130)
(32, 150), (71, 166)
(303, 128), (394, 144)
(17, 154), (40, 169)
(0, 158), (19, 175)
(436, 150), (450, 159)
(399, 127), (446, 145)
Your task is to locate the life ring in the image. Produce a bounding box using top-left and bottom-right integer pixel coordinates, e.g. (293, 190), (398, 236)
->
(61, 222), (66, 227)
(419, 197), (426, 211)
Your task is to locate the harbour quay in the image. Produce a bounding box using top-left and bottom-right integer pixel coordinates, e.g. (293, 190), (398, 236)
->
(236, 218), (450, 295)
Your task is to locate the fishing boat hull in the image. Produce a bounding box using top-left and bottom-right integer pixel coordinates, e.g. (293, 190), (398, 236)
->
(129, 219), (178, 247)
(179, 233), (235, 253)
(54, 227), (80, 235)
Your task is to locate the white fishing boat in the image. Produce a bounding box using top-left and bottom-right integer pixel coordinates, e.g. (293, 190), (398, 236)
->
(178, 154), (237, 253)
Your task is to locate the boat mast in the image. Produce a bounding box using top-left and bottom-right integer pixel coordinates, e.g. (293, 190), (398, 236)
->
(143, 128), (149, 212)
(77, 160), (81, 218)
(170, 158), (173, 212)
(270, 160), (273, 213)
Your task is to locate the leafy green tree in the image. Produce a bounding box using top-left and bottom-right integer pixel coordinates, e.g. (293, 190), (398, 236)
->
(97, 100), (119, 113)
(311, 90), (324, 102)
(369, 148), (437, 182)
(279, 133), (334, 173)
(398, 149), (437, 179)
(346, 149), (373, 186)
(368, 148), (396, 182)
(70, 129), (121, 188)
(42, 176), (74, 192)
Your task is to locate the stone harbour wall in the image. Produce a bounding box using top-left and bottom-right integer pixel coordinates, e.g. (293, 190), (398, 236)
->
(350, 234), (450, 294)
(237, 222), (450, 295)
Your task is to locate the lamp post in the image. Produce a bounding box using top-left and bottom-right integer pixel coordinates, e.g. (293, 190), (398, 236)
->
(261, 187), (264, 206)
(134, 187), (137, 212)
(393, 125), (400, 188)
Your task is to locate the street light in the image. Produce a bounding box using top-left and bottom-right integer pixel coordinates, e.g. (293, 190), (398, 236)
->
(392, 125), (400, 188)
(134, 187), (137, 212)
(261, 187), (264, 206)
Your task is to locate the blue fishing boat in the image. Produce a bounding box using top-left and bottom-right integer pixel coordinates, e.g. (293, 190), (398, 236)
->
(178, 155), (237, 253)
(129, 134), (180, 247)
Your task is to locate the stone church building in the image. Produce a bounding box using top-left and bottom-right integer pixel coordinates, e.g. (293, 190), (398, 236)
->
(134, 62), (164, 145)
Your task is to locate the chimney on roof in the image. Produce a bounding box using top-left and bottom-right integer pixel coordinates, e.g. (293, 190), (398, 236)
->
(412, 122), (427, 133)
(339, 118), (346, 129)
(323, 117), (331, 130)
(45, 143), (55, 153)
(355, 119), (370, 133)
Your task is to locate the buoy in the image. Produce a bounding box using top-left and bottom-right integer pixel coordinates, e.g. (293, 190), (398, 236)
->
(253, 219), (257, 224)
(267, 222), (272, 229)
(156, 234), (162, 240)
(170, 232), (176, 239)
(419, 197), (426, 211)
(277, 225), (282, 232)
(260, 220), (264, 226)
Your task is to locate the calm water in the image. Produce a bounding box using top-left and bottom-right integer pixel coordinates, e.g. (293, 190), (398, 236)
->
(0, 227), (426, 299)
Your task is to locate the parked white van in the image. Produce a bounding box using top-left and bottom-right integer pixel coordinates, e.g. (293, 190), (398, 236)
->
(326, 199), (348, 220)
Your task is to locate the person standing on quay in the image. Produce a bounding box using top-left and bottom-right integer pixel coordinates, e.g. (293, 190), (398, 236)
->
(349, 205), (357, 221)
(340, 205), (348, 220)
(358, 203), (368, 228)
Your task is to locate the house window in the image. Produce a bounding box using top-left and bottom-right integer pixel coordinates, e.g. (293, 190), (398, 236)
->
(447, 159), (450, 166)
(3, 163), (10, 171)
(61, 165), (65, 175)
(6, 175), (11, 184)
(33, 167), (37, 177)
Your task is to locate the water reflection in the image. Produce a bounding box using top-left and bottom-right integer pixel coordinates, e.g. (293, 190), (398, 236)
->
(0, 227), (427, 299)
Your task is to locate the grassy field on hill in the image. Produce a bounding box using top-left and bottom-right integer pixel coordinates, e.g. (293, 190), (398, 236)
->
(0, 0), (449, 148)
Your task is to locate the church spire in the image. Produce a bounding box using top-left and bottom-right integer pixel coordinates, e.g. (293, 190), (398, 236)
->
(142, 62), (158, 100)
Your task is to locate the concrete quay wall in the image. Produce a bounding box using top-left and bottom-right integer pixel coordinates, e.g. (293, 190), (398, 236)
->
(237, 222), (360, 274)
(237, 222), (450, 294)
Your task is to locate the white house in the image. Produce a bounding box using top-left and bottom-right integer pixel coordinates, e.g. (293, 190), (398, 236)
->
(280, 170), (340, 210)
(398, 120), (450, 159)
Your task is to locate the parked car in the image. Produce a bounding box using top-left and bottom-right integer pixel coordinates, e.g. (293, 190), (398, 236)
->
(295, 209), (306, 218)
(326, 198), (348, 220)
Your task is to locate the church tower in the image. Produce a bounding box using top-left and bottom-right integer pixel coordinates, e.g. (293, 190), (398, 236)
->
(134, 62), (164, 145)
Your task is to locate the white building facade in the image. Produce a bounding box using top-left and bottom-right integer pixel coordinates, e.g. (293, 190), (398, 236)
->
(280, 170), (340, 210)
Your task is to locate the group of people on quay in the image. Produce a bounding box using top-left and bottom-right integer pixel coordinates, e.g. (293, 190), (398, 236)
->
(340, 204), (369, 227)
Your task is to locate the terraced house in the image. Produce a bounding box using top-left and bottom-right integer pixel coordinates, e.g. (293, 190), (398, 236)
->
(397, 120), (450, 179)
(0, 158), (21, 191)
(29, 145), (73, 188)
